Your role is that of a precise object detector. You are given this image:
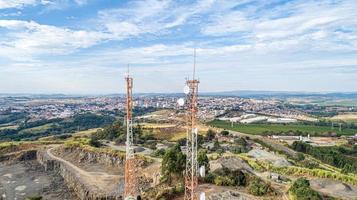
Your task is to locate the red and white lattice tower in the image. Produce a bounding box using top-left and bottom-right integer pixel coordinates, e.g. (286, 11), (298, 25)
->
(124, 68), (138, 200)
(184, 49), (200, 200)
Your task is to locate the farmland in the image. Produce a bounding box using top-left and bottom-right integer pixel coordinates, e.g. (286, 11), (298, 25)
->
(208, 120), (357, 136)
(330, 113), (357, 123)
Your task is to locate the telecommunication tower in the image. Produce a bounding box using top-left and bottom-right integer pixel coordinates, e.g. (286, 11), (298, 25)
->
(184, 49), (200, 200)
(124, 66), (138, 200)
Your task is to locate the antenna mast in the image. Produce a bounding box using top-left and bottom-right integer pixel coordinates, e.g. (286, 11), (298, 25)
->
(124, 66), (138, 200)
(184, 49), (200, 200)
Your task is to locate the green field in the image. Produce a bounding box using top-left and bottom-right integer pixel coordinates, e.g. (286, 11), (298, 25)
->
(317, 100), (357, 107)
(208, 120), (357, 136)
(18, 123), (54, 135)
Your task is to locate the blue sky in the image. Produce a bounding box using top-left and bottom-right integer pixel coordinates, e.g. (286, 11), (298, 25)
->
(0, 0), (356, 94)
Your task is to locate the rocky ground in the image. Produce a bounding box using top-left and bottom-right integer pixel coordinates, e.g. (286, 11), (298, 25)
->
(0, 160), (76, 200)
(199, 184), (259, 200)
(310, 179), (357, 200)
(247, 149), (291, 167)
(210, 156), (253, 173)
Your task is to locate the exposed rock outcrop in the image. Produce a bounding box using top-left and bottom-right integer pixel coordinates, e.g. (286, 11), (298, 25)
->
(55, 147), (125, 168)
(208, 191), (253, 200)
(37, 149), (123, 200)
(210, 156), (253, 174)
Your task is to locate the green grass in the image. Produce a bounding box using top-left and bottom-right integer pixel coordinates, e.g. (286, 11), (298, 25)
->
(208, 120), (357, 136)
(18, 123), (54, 135)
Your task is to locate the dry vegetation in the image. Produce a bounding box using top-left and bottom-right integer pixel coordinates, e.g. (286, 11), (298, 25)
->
(330, 112), (357, 123)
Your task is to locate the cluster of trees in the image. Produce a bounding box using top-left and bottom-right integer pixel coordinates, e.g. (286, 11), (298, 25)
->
(132, 107), (159, 117)
(90, 120), (157, 148)
(205, 169), (247, 187)
(160, 145), (211, 183)
(291, 141), (357, 173)
(0, 111), (28, 124)
(59, 113), (115, 131)
(205, 167), (271, 197)
(91, 120), (125, 142)
(0, 113), (115, 141)
(161, 144), (186, 183)
(288, 178), (322, 200)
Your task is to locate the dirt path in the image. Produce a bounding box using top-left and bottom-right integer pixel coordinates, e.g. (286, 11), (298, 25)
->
(225, 129), (297, 158)
(46, 148), (123, 192)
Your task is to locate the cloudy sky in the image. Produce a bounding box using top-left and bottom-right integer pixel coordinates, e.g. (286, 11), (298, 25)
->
(0, 0), (356, 94)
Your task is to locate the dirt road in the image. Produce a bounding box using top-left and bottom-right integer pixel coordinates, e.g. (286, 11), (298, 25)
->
(46, 148), (123, 194)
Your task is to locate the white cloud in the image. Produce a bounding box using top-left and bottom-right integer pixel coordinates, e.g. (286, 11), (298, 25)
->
(202, 11), (253, 36)
(73, 0), (87, 6)
(98, 0), (216, 38)
(0, 0), (37, 9)
(1, 0), (357, 93)
(0, 20), (109, 59)
(201, 0), (357, 52)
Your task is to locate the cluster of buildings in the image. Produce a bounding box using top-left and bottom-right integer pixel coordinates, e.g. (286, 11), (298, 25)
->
(218, 113), (298, 124)
(0, 96), (122, 121)
(0, 95), (329, 123)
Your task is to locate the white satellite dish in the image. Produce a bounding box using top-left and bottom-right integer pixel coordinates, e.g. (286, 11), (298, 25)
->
(184, 85), (190, 94)
(200, 192), (205, 200)
(199, 165), (205, 177)
(177, 98), (185, 106)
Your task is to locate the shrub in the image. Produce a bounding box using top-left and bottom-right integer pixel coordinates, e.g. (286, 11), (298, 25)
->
(152, 149), (166, 158)
(291, 141), (357, 173)
(214, 175), (235, 186)
(232, 170), (247, 186)
(204, 173), (215, 184)
(297, 152), (305, 161)
(198, 149), (210, 173)
(88, 137), (101, 147)
(27, 196), (42, 200)
(220, 130), (229, 136)
(288, 178), (322, 200)
(248, 177), (271, 196)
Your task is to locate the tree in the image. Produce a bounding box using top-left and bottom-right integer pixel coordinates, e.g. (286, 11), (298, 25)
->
(197, 149), (210, 174)
(220, 130), (229, 136)
(232, 170), (246, 186)
(206, 129), (216, 141)
(213, 139), (220, 151)
(353, 145), (357, 151)
(89, 136), (101, 147)
(235, 137), (248, 146)
(161, 144), (186, 182)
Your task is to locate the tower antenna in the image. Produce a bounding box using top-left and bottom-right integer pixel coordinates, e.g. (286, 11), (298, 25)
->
(193, 48), (196, 80)
(124, 65), (138, 200)
(184, 49), (200, 200)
